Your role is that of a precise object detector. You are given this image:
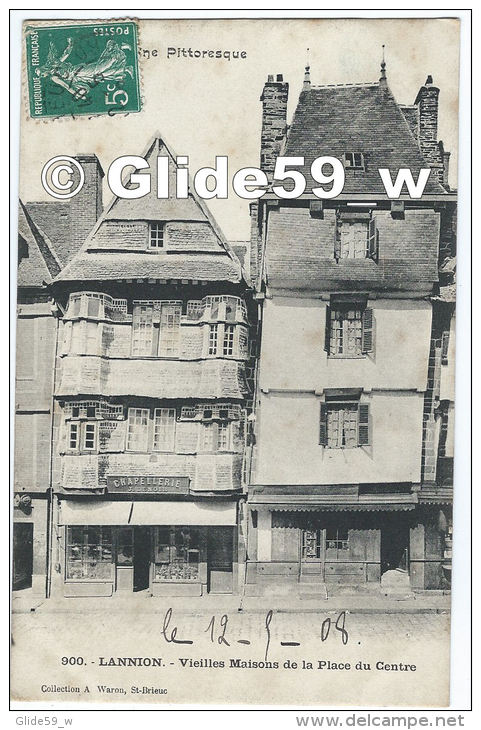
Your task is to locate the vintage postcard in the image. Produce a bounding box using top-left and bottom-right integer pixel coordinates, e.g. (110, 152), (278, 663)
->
(11, 14), (462, 709)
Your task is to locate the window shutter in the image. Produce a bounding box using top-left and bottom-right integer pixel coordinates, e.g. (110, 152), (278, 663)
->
(358, 404), (370, 446)
(319, 403), (328, 446)
(334, 216), (341, 260)
(324, 306), (331, 353)
(441, 331), (449, 365)
(367, 218), (379, 261)
(361, 308), (374, 353)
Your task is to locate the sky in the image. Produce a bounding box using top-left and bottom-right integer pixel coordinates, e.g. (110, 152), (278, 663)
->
(19, 17), (460, 242)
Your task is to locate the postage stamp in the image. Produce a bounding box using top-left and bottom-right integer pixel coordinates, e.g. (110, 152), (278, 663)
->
(24, 21), (141, 118)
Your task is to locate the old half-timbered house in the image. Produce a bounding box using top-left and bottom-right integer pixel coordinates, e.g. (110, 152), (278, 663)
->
(245, 65), (456, 596)
(49, 135), (252, 598)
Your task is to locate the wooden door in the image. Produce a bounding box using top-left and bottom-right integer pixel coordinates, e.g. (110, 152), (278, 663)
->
(300, 528), (325, 582)
(207, 527), (234, 593)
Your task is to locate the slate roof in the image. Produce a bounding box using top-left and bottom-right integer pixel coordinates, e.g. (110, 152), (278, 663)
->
(17, 200), (62, 287)
(24, 202), (72, 266)
(55, 135), (243, 285)
(281, 82), (446, 196)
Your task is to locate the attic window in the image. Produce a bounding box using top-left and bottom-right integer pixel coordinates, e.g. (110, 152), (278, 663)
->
(149, 222), (164, 249)
(344, 153), (365, 170)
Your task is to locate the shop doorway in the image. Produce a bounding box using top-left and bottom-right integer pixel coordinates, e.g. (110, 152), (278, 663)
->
(381, 517), (410, 574)
(13, 523), (33, 590)
(133, 527), (151, 591)
(208, 527), (234, 593)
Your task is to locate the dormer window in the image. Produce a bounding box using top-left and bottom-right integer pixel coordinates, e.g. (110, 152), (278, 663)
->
(149, 222), (164, 249)
(344, 152), (365, 170)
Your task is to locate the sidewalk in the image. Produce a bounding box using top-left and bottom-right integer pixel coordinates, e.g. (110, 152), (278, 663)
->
(12, 587), (451, 615)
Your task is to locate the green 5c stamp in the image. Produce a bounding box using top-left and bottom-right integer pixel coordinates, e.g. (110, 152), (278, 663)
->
(25, 21), (141, 118)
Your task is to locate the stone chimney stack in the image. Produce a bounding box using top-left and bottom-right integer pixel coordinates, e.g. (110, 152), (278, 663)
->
(68, 154), (104, 259)
(259, 74), (289, 179)
(414, 76), (443, 173)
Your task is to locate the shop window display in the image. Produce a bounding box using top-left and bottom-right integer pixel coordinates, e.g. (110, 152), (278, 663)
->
(66, 526), (113, 580)
(154, 526), (200, 581)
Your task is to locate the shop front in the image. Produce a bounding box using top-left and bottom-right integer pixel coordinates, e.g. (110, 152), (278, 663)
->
(245, 488), (419, 596)
(55, 498), (239, 598)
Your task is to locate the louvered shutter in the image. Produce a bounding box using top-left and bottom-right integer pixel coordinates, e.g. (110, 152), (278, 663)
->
(367, 218), (379, 261)
(441, 331), (450, 365)
(319, 403), (328, 446)
(361, 308), (374, 353)
(358, 404), (370, 446)
(334, 219), (341, 260)
(324, 306), (331, 353)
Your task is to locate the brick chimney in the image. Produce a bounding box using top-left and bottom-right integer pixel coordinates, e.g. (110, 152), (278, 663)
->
(68, 154), (104, 258)
(259, 74), (289, 179)
(414, 76), (444, 180)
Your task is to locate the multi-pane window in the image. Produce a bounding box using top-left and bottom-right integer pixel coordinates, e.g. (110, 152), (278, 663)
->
(320, 401), (370, 448)
(335, 216), (378, 261)
(329, 308), (362, 356)
(153, 408), (176, 452)
(66, 421), (97, 453)
(326, 403), (358, 448)
(217, 421), (231, 451)
(159, 304), (181, 357)
(208, 324), (218, 355)
(68, 423), (79, 450)
(223, 325), (235, 356)
(202, 423), (215, 452)
(302, 528), (350, 561)
(344, 152), (364, 169)
(126, 408), (149, 451)
(325, 527), (349, 552)
(132, 305), (154, 356)
(66, 526), (113, 581)
(339, 221), (368, 259)
(131, 302), (181, 357)
(200, 421), (232, 452)
(149, 222), (164, 249)
(154, 527), (200, 581)
(83, 423), (97, 451)
(326, 305), (373, 357)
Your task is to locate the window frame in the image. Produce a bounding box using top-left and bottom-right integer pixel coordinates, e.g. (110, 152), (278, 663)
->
(320, 399), (371, 448)
(66, 420), (98, 454)
(158, 303), (182, 358)
(126, 407), (150, 452)
(344, 152), (365, 170)
(65, 526), (114, 582)
(131, 304), (154, 356)
(153, 407), (176, 452)
(325, 304), (374, 358)
(149, 221), (165, 250)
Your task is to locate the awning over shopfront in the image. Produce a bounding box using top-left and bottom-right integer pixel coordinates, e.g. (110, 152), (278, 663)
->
(248, 493), (418, 512)
(59, 500), (237, 526)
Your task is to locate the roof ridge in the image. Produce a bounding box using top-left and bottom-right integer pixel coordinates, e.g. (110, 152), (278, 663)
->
(310, 82), (379, 89)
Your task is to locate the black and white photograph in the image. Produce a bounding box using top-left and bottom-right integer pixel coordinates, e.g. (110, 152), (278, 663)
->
(9, 10), (471, 717)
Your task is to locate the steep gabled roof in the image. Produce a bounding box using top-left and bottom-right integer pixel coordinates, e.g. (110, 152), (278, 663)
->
(282, 82), (446, 195)
(24, 201), (72, 266)
(17, 200), (62, 287)
(55, 135), (242, 284)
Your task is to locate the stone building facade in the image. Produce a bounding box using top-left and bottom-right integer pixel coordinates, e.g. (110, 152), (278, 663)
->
(245, 67), (456, 595)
